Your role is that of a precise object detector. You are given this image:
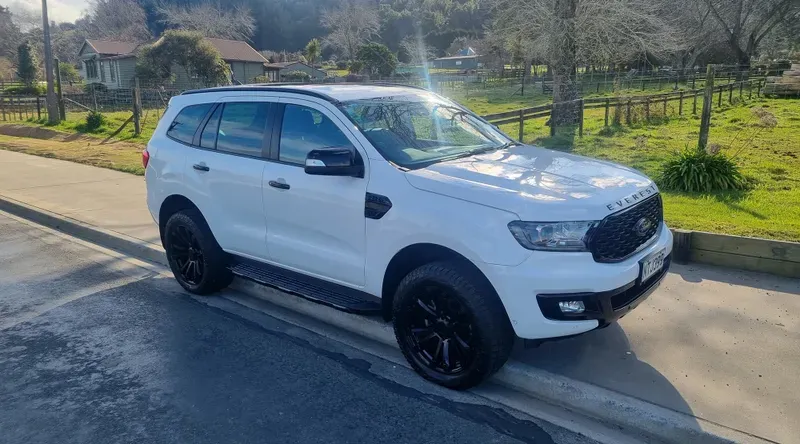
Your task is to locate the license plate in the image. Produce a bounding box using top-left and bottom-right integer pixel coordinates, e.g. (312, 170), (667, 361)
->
(640, 248), (666, 283)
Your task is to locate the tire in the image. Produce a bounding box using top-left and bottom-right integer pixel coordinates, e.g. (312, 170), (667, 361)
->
(392, 261), (514, 390)
(163, 209), (232, 295)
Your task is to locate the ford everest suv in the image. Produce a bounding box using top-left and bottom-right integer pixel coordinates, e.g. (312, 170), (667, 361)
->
(145, 84), (673, 389)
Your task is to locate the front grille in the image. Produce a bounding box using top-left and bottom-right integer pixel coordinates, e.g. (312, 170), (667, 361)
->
(588, 194), (663, 263)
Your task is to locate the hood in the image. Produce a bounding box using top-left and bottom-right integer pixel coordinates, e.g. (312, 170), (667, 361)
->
(405, 144), (658, 221)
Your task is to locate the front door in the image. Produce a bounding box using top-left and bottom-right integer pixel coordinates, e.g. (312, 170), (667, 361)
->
(262, 99), (368, 287)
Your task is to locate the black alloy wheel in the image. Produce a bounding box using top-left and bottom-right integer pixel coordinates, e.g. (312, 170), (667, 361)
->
(169, 224), (205, 286)
(402, 283), (476, 375)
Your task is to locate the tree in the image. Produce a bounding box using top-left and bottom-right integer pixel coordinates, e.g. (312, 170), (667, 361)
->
(305, 38), (321, 68)
(0, 6), (21, 59)
(491, 0), (679, 119)
(701, 0), (799, 70)
(156, 1), (256, 41)
(16, 42), (37, 86)
(58, 62), (80, 85)
(321, 0), (380, 60)
(136, 30), (229, 86)
(85, 0), (151, 42)
(357, 43), (397, 78)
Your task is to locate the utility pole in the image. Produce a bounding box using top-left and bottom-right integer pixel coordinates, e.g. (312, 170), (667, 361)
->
(41, 0), (60, 124)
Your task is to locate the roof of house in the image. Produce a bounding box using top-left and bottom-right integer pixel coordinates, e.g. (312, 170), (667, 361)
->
(205, 38), (267, 63)
(80, 37), (267, 63)
(84, 40), (140, 56)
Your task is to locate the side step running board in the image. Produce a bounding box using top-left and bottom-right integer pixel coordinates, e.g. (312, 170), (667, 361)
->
(229, 258), (382, 315)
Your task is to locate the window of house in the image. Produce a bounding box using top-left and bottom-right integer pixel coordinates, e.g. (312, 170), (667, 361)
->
(85, 60), (97, 79)
(455, 60), (462, 66)
(166, 104), (214, 145)
(279, 104), (354, 165)
(216, 103), (270, 157)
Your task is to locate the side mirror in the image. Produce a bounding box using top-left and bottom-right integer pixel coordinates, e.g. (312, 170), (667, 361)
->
(304, 148), (364, 177)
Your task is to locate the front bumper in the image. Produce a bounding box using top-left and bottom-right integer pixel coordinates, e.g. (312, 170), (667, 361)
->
(537, 254), (671, 326)
(481, 223), (673, 339)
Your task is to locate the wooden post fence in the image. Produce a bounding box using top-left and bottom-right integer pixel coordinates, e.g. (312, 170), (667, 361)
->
(550, 102), (557, 136)
(604, 98), (610, 126)
(728, 83), (734, 103)
(133, 77), (142, 137)
(626, 99), (632, 124)
(36, 96), (41, 120)
(679, 92), (684, 115)
(699, 65), (715, 150)
(693, 91), (698, 114)
(718, 85), (723, 107)
(518, 109), (524, 142)
(578, 99), (584, 137)
(663, 95), (667, 116)
(645, 97), (650, 121)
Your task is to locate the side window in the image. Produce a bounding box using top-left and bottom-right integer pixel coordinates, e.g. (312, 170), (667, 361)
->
(200, 105), (222, 149)
(167, 104), (214, 145)
(216, 102), (270, 157)
(279, 104), (354, 165)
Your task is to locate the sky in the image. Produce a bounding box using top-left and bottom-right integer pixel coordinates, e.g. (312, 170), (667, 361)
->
(6, 0), (90, 24)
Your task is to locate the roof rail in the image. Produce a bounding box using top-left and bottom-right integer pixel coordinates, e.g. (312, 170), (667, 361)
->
(180, 82), (434, 103)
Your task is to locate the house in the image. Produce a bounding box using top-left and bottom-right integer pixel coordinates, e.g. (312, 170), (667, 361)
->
(432, 48), (482, 70)
(263, 61), (327, 81)
(78, 37), (269, 89)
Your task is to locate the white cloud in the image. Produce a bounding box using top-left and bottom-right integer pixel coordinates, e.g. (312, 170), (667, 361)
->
(7, 0), (90, 24)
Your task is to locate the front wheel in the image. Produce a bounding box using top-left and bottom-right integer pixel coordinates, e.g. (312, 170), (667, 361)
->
(392, 261), (514, 390)
(164, 209), (232, 295)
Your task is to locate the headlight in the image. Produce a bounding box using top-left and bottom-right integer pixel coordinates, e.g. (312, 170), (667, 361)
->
(507, 221), (597, 251)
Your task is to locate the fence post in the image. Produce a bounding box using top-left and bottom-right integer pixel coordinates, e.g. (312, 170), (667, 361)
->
(757, 79), (762, 97)
(748, 80), (753, 99)
(578, 99), (584, 137)
(693, 91), (698, 114)
(36, 96), (41, 120)
(0, 97), (5, 121)
(641, 77), (645, 91)
(17, 97), (22, 120)
(55, 57), (65, 120)
(699, 64), (715, 150)
(604, 98), (610, 126)
(717, 85), (722, 107)
(550, 103), (557, 137)
(679, 92), (684, 115)
(518, 109), (524, 142)
(645, 97), (650, 121)
(692, 75), (696, 89)
(663, 95), (667, 116)
(656, 76), (661, 91)
(739, 80), (743, 98)
(626, 99), (632, 125)
(728, 83), (733, 103)
(133, 77), (142, 137)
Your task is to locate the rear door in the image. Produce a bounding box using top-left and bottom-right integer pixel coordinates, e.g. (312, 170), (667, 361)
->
(261, 98), (369, 287)
(178, 98), (274, 260)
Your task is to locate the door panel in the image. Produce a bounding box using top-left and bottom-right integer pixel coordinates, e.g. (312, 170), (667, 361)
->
(262, 99), (368, 287)
(181, 100), (272, 260)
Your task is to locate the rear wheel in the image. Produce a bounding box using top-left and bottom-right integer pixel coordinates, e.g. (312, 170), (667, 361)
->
(164, 209), (232, 295)
(392, 261), (514, 389)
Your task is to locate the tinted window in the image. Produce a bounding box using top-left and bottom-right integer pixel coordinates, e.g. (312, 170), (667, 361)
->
(216, 103), (270, 157)
(200, 105), (222, 149)
(167, 104), (213, 145)
(279, 104), (353, 165)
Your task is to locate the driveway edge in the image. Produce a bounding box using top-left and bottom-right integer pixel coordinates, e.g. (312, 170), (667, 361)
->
(0, 195), (770, 444)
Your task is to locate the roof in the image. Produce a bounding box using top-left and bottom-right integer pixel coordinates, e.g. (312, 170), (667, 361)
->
(182, 84), (431, 102)
(434, 54), (480, 61)
(205, 38), (267, 63)
(79, 37), (266, 64)
(84, 40), (140, 56)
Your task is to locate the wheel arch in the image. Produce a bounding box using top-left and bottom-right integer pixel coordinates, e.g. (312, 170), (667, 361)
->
(380, 243), (500, 321)
(158, 195), (203, 247)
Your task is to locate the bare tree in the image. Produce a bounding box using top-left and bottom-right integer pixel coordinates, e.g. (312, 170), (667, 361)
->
(492, 0), (679, 107)
(701, 0), (799, 69)
(156, 1), (256, 42)
(321, 0), (380, 61)
(400, 35), (437, 65)
(84, 0), (151, 42)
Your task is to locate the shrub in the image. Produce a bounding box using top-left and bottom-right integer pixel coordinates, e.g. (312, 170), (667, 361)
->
(252, 75), (271, 84)
(83, 83), (108, 94)
(660, 149), (746, 193)
(281, 70), (311, 83)
(85, 111), (107, 132)
(3, 84), (46, 95)
(348, 60), (364, 74)
(336, 60), (348, 69)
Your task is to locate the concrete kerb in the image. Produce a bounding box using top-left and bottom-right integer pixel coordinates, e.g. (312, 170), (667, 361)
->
(0, 194), (770, 444)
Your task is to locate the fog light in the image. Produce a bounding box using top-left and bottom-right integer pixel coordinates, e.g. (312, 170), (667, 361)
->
(558, 301), (585, 314)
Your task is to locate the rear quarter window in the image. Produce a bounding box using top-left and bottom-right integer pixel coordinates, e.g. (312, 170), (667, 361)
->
(166, 104), (214, 145)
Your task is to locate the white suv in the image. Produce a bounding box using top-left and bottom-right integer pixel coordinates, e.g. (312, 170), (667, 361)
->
(145, 84), (673, 389)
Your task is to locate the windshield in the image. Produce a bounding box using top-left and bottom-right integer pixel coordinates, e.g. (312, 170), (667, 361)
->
(341, 93), (512, 169)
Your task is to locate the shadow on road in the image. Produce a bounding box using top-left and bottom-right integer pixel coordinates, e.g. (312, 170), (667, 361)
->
(671, 261), (800, 295)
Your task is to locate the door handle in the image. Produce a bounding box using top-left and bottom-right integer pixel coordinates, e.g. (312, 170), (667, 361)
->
(268, 180), (290, 190)
(193, 164), (210, 172)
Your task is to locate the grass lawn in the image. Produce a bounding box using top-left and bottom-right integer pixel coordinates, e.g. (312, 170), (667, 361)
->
(26, 109), (162, 143)
(493, 98), (800, 241)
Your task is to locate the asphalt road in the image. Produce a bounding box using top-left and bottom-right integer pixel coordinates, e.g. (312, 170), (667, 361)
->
(0, 212), (602, 444)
